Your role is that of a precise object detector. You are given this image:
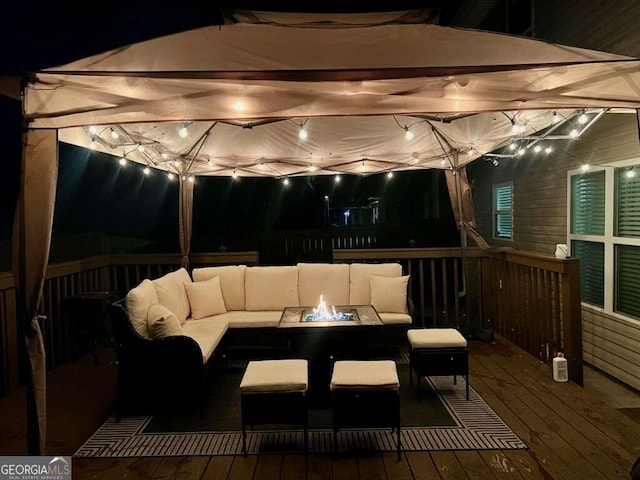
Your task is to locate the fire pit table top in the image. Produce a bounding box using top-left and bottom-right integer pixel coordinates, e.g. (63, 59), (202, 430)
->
(278, 305), (383, 328)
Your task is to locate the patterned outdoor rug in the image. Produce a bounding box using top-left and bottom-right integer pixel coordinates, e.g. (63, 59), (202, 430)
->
(75, 364), (526, 457)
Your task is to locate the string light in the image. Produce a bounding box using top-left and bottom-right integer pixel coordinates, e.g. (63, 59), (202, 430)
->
(110, 128), (119, 140)
(232, 169), (238, 179)
(626, 169), (636, 178)
(161, 152), (169, 160)
(581, 163), (590, 172)
(334, 174), (341, 183)
(298, 126), (308, 141)
(511, 119), (525, 134)
(570, 129), (580, 139)
(168, 172), (175, 180)
(283, 177), (290, 186)
(89, 137), (97, 150)
(143, 166), (150, 175)
(509, 142), (517, 151)
(517, 148), (525, 156)
(533, 145), (542, 153)
(404, 127), (415, 141)
(492, 159), (499, 166)
(119, 157), (127, 166)
(178, 123), (189, 138)
(578, 112), (589, 125)
(440, 158), (447, 166)
(387, 171), (394, 178)
(137, 144), (145, 152)
(551, 111), (561, 124)
(545, 146), (553, 154)
(88, 125), (98, 135)
(188, 175), (195, 183)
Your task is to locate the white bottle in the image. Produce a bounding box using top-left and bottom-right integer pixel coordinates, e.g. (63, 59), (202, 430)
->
(553, 352), (569, 382)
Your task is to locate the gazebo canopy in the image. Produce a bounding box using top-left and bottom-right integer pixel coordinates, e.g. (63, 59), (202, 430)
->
(19, 10), (640, 177)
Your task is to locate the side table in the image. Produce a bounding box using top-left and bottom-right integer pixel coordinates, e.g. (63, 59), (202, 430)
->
(64, 291), (119, 364)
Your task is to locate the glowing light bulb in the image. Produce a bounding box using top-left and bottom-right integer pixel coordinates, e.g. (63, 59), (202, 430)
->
(110, 128), (119, 140)
(119, 157), (127, 166)
(137, 144), (145, 152)
(88, 125), (98, 135)
(173, 160), (180, 167)
(581, 163), (590, 172)
(440, 158), (447, 166)
(578, 113), (588, 125)
(232, 170), (238, 179)
(168, 172), (175, 180)
(509, 142), (517, 151)
(188, 175), (195, 183)
(570, 129), (580, 139)
(404, 128), (414, 141)
(298, 127), (308, 141)
(89, 140), (97, 150)
(178, 124), (189, 138)
(545, 146), (553, 154)
(511, 120), (525, 134)
(517, 148), (525, 156)
(387, 171), (394, 178)
(309, 165), (318, 172)
(143, 166), (150, 175)
(335, 174), (341, 183)
(552, 111), (561, 124)
(233, 101), (245, 112)
(161, 152), (169, 160)
(283, 177), (290, 186)
(533, 145), (542, 153)
(626, 169), (636, 178)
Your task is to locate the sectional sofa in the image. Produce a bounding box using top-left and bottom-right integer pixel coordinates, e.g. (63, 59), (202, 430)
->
(110, 262), (412, 415)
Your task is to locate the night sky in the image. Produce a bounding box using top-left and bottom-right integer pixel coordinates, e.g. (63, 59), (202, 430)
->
(0, 2), (462, 267)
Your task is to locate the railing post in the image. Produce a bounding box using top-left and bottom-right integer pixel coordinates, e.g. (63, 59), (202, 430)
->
(561, 259), (583, 386)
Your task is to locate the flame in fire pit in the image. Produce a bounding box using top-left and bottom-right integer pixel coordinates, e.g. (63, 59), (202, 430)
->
(309, 295), (350, 321)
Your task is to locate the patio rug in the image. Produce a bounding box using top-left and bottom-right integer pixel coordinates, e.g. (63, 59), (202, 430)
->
(75, 357), (526, 457)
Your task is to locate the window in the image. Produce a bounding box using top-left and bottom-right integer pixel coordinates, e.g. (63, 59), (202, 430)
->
(493, 182), (513, 239)
(568, 163), (640, 321)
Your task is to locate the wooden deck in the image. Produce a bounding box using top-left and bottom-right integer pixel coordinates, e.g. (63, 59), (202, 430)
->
(1, 336), (638, 479)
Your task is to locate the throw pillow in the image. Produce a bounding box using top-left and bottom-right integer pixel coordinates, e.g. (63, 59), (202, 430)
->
(370, 274), (410, 313)
(184, 276), (227, 319)
(147, 303), (183, 339)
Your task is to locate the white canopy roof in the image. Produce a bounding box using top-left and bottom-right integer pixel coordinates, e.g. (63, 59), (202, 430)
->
(23, 11), (640, 177)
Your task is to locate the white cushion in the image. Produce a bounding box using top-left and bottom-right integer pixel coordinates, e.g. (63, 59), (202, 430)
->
(147, 304), (183, 339)
(331, 360), (399, 390)
(184, 276), (227, 319)
(297, 263), (350, 307)
(240, 359), (308, 393)
(182, 318), (229, 363)
(370, 274), (409, 313)
(192, 265), (247, 311)
(407, 328), (468, 348)
(245, 266), (299, 311)
(125, 279), (157, 338)
(349, 263), (403, 305)
(379, 312), (412, 325)
(153, 268), (192, 325)
(212, 310), (282, 328)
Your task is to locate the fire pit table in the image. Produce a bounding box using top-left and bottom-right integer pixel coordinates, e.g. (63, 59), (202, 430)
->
(278, 304), (384, 404)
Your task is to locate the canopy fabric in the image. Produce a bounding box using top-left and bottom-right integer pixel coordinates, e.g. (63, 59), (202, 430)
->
(22, 19), (640, 177)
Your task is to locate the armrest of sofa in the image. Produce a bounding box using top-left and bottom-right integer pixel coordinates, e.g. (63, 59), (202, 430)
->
(109, 300), (205, 414)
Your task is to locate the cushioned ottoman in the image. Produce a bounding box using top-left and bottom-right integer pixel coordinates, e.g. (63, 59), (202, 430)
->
(330, 360), (401, 460)
(239, 359), (309, 456)
(407, 328), (469, 400)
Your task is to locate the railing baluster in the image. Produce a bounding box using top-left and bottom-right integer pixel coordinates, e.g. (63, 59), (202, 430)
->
(418, 259), (425, 327)
(430, 259), (437, 327)
(453, 257), (460, 327)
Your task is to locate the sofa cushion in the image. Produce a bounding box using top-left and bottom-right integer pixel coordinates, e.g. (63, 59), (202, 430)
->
(370, 274), (409, 313)
(125, 279), (157, 338)
(184, 276), (227, 319)
(212, 310), (282, 328)
(181, 318), (229, 363)
(379, 312), (412, 325)
(192, 265), (247, 311)
(240, 359), (308, 393)
(147, 304), (183, 339)
(245, 266), (299, 311)
(297, 263), (350, 307)
(153, 268), (191, 325)
(349, 263), (403, 305)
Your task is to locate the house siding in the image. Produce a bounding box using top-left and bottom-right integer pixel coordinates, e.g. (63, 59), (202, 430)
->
(468, 113), (640, 391)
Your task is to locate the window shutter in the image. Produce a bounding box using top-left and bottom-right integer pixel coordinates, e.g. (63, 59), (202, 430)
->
(616, 245), (640, 319)
(494, 184), (512, 238)
(572, 240), (604, 307)
(571, 171), (605, 235)
(615, 168), (640, 237)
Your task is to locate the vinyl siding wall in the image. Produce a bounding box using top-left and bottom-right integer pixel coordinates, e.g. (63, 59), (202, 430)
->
(468, 113), (640, 391)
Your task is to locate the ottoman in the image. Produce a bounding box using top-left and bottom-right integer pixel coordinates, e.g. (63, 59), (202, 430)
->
(239, 359), (309, 456)
(330, 360), (401, 460)
(407, 328), (469, 400)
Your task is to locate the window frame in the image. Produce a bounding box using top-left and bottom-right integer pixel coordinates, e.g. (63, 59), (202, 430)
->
(492, 181), (514, 241)
(567, 158), (640, 325)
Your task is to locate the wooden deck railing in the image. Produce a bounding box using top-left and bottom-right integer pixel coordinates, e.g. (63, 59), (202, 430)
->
(0, 247), (582, 397)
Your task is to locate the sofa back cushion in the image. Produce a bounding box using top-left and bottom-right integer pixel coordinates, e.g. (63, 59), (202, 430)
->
(297, 263), (350, 307)
(125, 279), (157, 338)
(147, 304), (183, 339)
(245, 266), (299, 311)
(153, 268), (191, 325)
(349, 263), (403, 305)
(191, 265), (246, 311)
